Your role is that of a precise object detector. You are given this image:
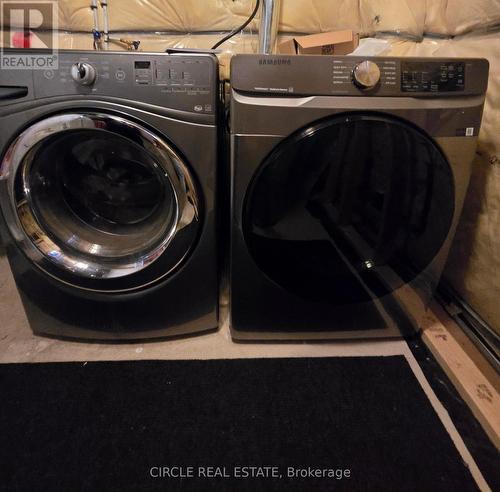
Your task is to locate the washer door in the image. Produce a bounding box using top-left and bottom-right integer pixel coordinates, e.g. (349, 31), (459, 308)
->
(243, 113), (455, 304)
(1, 112), (200, 292)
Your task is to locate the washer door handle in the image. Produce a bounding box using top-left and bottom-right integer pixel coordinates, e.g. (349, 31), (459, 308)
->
(0, 85), (28, 100)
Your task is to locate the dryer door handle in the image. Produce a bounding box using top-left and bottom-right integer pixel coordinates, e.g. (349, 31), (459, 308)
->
(0, 85), (28, 100)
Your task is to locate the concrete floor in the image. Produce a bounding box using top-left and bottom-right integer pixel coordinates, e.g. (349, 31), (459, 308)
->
(0, 250), (408, 363)
(0, 251), (491, 490)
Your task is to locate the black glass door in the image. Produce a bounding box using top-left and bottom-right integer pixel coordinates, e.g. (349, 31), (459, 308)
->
(243, 113), (455, 305)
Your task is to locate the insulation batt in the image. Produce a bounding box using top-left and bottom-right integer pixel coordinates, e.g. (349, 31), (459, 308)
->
(424, 0), (500, 36)
(2, 0), (498, 37)
(0, 0), (496, 37)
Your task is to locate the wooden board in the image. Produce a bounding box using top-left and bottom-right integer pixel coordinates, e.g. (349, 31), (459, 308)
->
(422, 303), (500, 449)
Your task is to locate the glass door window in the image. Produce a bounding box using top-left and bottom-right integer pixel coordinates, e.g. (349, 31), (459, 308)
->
(243, 113), (455, 304)
(2, 113), (200, 291)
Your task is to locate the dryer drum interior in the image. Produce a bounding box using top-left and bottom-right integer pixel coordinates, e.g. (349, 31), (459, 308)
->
(2, 112), (201, 292)
(243, 113), (455, 306)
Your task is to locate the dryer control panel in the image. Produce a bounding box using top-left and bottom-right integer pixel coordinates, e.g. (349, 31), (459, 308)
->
(1, 50), (218, 115)
(401, 61), (465, 93)
(231, 55), (489, 98)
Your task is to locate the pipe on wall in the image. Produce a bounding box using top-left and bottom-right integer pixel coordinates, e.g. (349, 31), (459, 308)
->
(258, 0), (282, 54)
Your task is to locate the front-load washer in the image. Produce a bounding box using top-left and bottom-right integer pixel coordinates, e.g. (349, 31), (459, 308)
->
(229, 54), (488, 340)
(0, 49), (219, 340)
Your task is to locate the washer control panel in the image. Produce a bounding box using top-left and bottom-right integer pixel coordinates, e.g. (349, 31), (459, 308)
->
(30, 51), (217, 114)
(231, 55), (488, 97)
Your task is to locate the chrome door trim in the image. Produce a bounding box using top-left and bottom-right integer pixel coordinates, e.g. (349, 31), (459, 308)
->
(0, 112), (199, 287)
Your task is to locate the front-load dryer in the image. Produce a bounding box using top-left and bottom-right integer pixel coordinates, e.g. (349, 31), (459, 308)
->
(229, 54), (488, 340)
(0, 49), (219, 340)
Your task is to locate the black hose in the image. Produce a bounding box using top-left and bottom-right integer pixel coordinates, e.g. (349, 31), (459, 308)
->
(211, 0), (260, 50)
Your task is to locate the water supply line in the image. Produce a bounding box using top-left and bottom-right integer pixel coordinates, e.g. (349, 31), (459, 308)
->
(258, 0), (282, 54)
(90, 0), (102, 49)
(90, 1), (140, 50)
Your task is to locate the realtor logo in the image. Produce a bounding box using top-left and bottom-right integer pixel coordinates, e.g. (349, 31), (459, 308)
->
(1, 1), (58, 68)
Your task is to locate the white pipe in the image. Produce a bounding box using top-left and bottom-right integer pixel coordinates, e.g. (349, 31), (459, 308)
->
(100, 0), (109, 49)
(91, 0), (99, 33)
(258, 0), (281, 54)
(90, 0), (101, 49)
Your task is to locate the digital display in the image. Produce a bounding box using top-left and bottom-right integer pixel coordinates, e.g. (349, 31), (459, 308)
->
(134, 61), (151, 69)
(401, 62), (465, 93)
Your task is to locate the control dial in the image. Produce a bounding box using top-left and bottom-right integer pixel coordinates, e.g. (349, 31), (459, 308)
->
(352, 61), (381, 89)
(71, 62), (97, 86)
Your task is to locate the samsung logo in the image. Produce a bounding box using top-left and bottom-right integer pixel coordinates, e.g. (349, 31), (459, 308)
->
(258, 58), (291, 66)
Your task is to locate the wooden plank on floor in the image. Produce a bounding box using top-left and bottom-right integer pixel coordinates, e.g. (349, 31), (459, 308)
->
(422, 303), (500, 449)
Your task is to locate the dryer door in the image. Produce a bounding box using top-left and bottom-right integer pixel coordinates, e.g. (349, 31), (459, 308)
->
(243, 113), (455, 305)
(1, 112), (200, 292)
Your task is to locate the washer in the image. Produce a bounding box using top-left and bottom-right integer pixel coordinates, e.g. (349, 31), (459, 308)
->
(229, 54), (488, 340)
(0, 49), (219, 340)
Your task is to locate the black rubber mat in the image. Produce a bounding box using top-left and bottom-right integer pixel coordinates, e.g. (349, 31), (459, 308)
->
(409, 339), (499, 490)
(0, 357), (481, 491)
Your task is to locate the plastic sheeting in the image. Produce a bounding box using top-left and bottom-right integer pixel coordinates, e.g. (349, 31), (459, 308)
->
(1, 0), (358, 34)
(359, 0), (425, 38)
(4, 1), (499, 37)
(0, 0), (425, 36)
(425, 0), (500, 36)
(2, 1), (358, 33)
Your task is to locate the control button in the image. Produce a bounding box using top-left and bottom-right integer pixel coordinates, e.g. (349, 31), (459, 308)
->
(71, 62), (97, 86)
(352, 60), (381, 89)
(169, 68), (180, 79)
(115, 69), (126, 81)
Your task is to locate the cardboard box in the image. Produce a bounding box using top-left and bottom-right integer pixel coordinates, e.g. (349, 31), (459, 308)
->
(278, 30), (359, 56)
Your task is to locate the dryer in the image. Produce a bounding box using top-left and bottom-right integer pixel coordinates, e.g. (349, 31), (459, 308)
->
(0, 49), (219, 340)
(229, 54), (488, 340)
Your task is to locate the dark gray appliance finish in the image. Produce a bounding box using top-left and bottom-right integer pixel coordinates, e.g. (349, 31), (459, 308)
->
(0, 50), (219, 340)
(229, 54), (489, 340)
